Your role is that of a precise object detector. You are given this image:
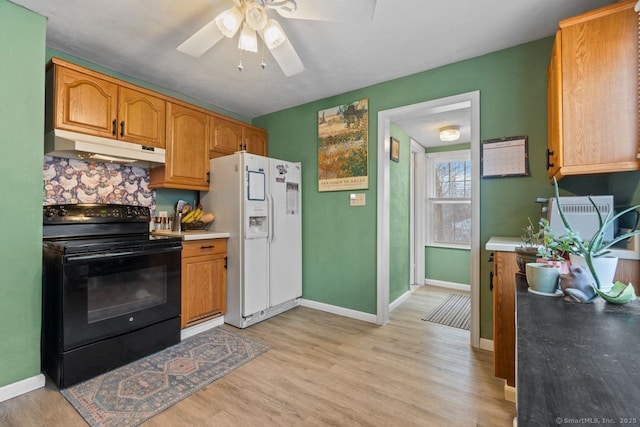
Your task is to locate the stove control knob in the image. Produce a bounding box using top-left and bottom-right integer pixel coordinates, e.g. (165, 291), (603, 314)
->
(57, 208), (67, 217)
(44, 207), (56, 219)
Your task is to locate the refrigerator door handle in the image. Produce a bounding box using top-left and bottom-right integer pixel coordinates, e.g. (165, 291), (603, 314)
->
(269, 193), (276, 243)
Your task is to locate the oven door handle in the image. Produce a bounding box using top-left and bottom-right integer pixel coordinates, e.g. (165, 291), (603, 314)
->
(65, 247), (180, 262)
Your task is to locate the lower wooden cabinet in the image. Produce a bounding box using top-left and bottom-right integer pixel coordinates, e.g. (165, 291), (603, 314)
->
(181, 239), (227, 329)
(492, 251), (518, 388)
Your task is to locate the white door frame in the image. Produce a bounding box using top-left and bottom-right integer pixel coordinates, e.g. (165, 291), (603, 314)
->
(410, 139), (425, 286)
(376, 91), (481, 348)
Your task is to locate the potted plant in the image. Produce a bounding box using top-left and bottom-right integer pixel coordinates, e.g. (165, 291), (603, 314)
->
(534, 218), (571, 274)
(552, 178), (640, 294)
(515, 218), (543, 274)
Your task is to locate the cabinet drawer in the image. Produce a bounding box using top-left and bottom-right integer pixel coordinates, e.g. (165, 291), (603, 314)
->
(182, 239), (227, 258)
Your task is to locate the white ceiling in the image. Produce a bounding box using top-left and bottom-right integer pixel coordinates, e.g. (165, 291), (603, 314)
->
(11, 0), (615, 130)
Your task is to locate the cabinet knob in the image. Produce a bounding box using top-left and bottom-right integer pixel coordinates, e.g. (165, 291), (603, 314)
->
(546, 148), (555, 170)
(112, 119), (117, 136)
(120, 121), (125, 137)
(200, 245), (215, 249)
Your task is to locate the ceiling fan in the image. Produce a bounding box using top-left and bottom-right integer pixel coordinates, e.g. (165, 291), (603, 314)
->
(176, 0), (377, 77)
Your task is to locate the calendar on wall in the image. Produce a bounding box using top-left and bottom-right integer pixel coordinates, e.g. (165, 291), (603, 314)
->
(481, 136), (530, 178)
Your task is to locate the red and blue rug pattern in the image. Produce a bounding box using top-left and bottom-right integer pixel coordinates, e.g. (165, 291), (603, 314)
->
(61, 327), (271, 426)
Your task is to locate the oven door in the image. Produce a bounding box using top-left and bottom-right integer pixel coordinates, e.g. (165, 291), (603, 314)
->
(61, 244), (181, 351)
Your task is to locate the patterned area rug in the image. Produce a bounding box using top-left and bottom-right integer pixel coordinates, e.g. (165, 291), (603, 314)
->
(422, 293), (471, 330)
(61, 327), (271, 427)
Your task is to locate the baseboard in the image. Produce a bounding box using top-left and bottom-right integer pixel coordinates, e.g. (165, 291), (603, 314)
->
(479, 338), (494, 352)
(389, 290), (412, 312)
(181, 316), (225, 340)
(0, 373), (45, 403)
(300, 299), (377, 323)
(424, 279), (471, 292)
(504, 383), (517, 403)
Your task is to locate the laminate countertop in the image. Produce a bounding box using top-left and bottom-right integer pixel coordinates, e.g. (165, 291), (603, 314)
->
(516, 274), (640, 425)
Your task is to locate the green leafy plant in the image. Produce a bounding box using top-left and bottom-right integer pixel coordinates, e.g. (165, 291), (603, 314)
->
(553, 177), (640, 289)
(535, 218), (572, 261)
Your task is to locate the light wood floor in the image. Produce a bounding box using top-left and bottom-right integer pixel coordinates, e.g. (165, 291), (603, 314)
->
(0, 286), (515, 426)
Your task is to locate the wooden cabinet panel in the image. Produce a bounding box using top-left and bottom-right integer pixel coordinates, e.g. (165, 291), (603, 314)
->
(54, 66), (118, 138)
(548, 0), (639, 180)
(182, 239), (227, 258)
(243, 126), (268, 157)
(118, 87), (166, 148)
(181, 239), (227, 329)
(547, 32), (562, 178)
(150, 103), (210, 190)
(211, 116), (242, 157)
(492, 251), (518, 388)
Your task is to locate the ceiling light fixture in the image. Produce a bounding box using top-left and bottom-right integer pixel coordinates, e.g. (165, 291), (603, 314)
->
(213, 0), (296, 71)
(439, 126), (461, 142)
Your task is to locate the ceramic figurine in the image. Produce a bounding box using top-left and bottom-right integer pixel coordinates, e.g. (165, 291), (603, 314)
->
(559, 265), (597, 303)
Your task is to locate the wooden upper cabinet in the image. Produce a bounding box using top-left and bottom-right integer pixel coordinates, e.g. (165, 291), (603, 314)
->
(548, 0), (639, 180)
(211, 116), (243, 157)
(54, 66), (118, 138)
(243, 125), (268, 157)
(118, 87), (166, 148)
(149, 102), (210, 190)
(52, 63), (166, 148)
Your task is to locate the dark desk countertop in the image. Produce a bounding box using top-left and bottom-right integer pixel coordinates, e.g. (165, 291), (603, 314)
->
(516, 274), (640, 426)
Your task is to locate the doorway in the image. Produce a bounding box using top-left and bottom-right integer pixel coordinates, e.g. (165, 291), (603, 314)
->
(376, 91), (480, 348)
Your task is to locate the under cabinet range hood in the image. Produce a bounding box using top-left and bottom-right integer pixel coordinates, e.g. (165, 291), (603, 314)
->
(44, 129), (165, 168)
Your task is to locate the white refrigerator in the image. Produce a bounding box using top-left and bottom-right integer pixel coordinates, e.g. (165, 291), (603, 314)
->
(201, 152), (302, 328)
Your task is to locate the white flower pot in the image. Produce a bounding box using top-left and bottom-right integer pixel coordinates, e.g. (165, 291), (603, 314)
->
(568, 254), (618, 292)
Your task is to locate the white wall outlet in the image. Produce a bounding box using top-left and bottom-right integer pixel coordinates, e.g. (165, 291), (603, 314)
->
(350, 193), (366, 206)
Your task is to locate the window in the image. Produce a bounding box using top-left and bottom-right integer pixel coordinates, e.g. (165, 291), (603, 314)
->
(425, 150), (471, 249)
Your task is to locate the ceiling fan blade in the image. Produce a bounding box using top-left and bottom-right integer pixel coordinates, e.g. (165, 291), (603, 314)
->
(275, 0), (377, 23)
(259, 31), (305, 77)
(176, 19), (225, 57)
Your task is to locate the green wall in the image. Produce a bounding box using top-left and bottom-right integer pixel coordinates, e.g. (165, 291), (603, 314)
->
(255, 37), (558, 338)
(389, 124), (411, 302)
(425, 247), (471, 285)
(0, 0), (46, 387)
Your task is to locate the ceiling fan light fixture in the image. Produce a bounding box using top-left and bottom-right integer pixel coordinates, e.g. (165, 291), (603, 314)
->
(245, 3), (268, 31)
(439, 126), (461, 142)
(263, 19), (287, 49)
(215, 6), (244, 38)
(238, 23), (258, 52)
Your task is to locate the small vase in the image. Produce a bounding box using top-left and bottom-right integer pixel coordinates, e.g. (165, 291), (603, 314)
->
(568, 254), (618, 292)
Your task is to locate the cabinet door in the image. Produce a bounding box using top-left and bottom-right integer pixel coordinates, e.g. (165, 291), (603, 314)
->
(493, 251), (518, 388)
(54, 66), (118, 138)
(118, 87), (166, 148)
(152, 102), (210, 190)
(559, 2), (639, 174)
(181, 254), (226, 328)
(243, 126), (268, 156)
(211, 116), (242, 157)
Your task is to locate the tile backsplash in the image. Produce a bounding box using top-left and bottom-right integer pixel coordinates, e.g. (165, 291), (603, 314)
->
(43, 156), (156, 213)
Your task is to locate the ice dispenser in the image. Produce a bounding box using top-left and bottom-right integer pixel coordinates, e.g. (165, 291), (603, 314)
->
(246, 205), (268, 238)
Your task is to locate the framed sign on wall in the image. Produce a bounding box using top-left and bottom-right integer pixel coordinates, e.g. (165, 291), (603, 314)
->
(317, 99), (369, 192)
(481, 136), (530, 178)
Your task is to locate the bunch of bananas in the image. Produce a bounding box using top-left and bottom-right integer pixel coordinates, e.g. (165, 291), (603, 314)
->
(181, 207), (204, 224)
